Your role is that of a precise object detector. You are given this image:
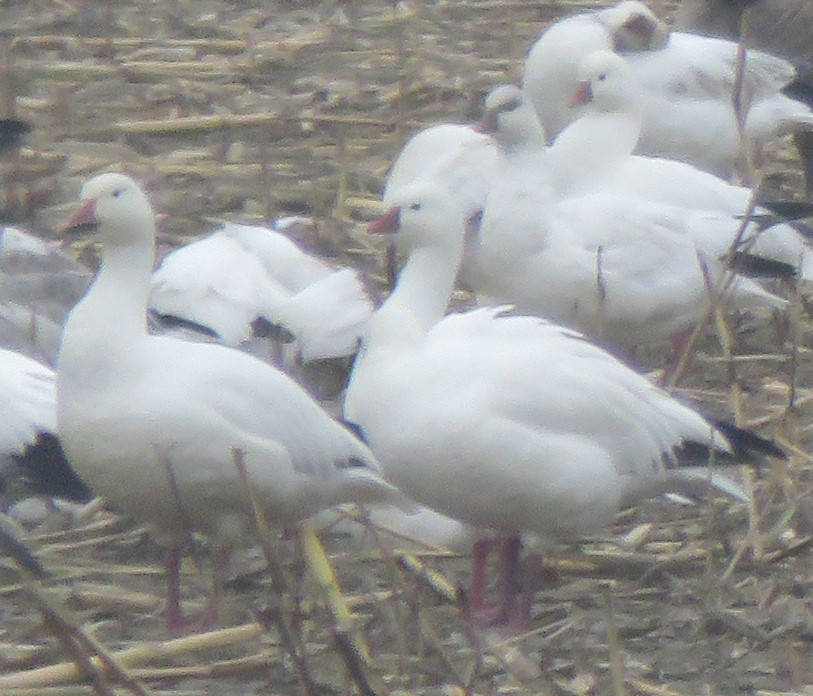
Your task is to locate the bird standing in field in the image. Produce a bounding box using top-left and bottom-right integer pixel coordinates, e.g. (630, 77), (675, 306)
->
(344, 181), (784, 627)
(57, 172), (398, 633)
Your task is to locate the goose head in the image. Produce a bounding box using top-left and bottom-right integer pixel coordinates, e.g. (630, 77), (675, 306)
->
(571, 49), (641, 114)
(61, 173), (155, 249)
(477, 84), (546, 153)
(370, 181), (465, 257)
(597, 1), (669, 52)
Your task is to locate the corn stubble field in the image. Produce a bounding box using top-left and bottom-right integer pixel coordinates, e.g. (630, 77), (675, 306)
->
(1, 1), (813, 694)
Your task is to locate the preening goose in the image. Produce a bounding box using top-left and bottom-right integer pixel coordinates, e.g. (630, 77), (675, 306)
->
(57, 173), (397, 632)
(150, 220), (373, 365)
(344, 181), (783, 626)
(523, 1), (813, 179)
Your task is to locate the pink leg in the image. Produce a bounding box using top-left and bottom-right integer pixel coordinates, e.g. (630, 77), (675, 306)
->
(670, 328), (693, 367)
(164, 547), (188, 636)
(470, 538), (496, 613)
(481, 537), (524, 627)
(163, 546), (226, 635)
(468, 536), (524, 627)
(513, 552), (543, 628)
(495, 537), (522, 618)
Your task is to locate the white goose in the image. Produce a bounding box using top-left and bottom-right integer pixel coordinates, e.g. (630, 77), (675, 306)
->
(522, 0), (813, 179)
(0, 348), (91, 505)
(383, 123), (502, 288)
(344, 181), (783, 626)
(150, 220), (373, 365)
(475, 85), (786, 357)
(57, 173), (397, 632)
(548, 50), (813, 281)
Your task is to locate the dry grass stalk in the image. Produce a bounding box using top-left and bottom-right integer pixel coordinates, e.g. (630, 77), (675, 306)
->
(3, 691), (200, 696)
(602, 584), (628, 696)
(0, 624), (265, 689)
(20, 584), (149, 696)
(229, 448), (319, 696)
(14, 36), (249, 54)
(124, 651), (279, 680)
(627, 679), (692, 696)
(397, 553), (459, 604)
(117, 112), (397, 136)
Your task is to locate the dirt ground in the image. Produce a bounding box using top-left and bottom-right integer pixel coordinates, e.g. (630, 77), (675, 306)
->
(1, 1), (813, 694)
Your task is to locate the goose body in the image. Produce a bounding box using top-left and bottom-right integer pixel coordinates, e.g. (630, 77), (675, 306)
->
(57, 173), (396, 630)
(477, 186), (785, 351)
(345, 181), (782, 624)
(674, 0), (813, 193)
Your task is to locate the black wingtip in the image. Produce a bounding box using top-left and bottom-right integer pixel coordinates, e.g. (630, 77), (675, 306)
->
(8, 433), (94, 503)
(709, 419), (787, 462)
(148, 310), (220, 339)
(729, 251), (798, 279)
(757, 200), (813, 223)
(338, 418), (368, 444)
(0, 118), (32, 153)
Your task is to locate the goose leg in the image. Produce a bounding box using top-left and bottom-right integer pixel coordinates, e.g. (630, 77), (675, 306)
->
(164, 546), (188, 635)
(164, 546), (226, 635)
(493, 537), (523, 626)
(469, 537), (496, 614)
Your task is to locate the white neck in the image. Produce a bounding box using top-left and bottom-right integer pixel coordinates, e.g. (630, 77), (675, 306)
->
(367, 236), (462, 348)
(548, 109), (641, 197)
(64, 235), (155, 355)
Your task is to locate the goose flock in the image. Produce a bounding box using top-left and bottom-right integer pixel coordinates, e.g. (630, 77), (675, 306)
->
(2, 0), (812, 647)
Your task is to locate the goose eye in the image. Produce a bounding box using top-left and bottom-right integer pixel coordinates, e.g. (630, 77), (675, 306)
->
(503, 98), (522, 112)
(597, 73), (607, 82)
(409, 202), (421, 211)
(112, 189), (124, 198)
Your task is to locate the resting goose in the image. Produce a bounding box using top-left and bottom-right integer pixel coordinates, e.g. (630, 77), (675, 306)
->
(150, 220), (373, 366)
(344, 181), (783, 626)
(57, 173), (397, 633)
(549, 50), (813, 281)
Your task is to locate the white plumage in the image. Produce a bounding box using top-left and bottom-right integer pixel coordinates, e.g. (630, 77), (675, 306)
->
(384, 123), (501, 222)
(523, 1), (813, 178)
(150, 221), (373, 363)
(345, 181), (780, 624)
(473, 79), (786, 354)
(0, 349), (56, 457)
(547, 50), (813, 281)
(57, 173), (396, 631)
